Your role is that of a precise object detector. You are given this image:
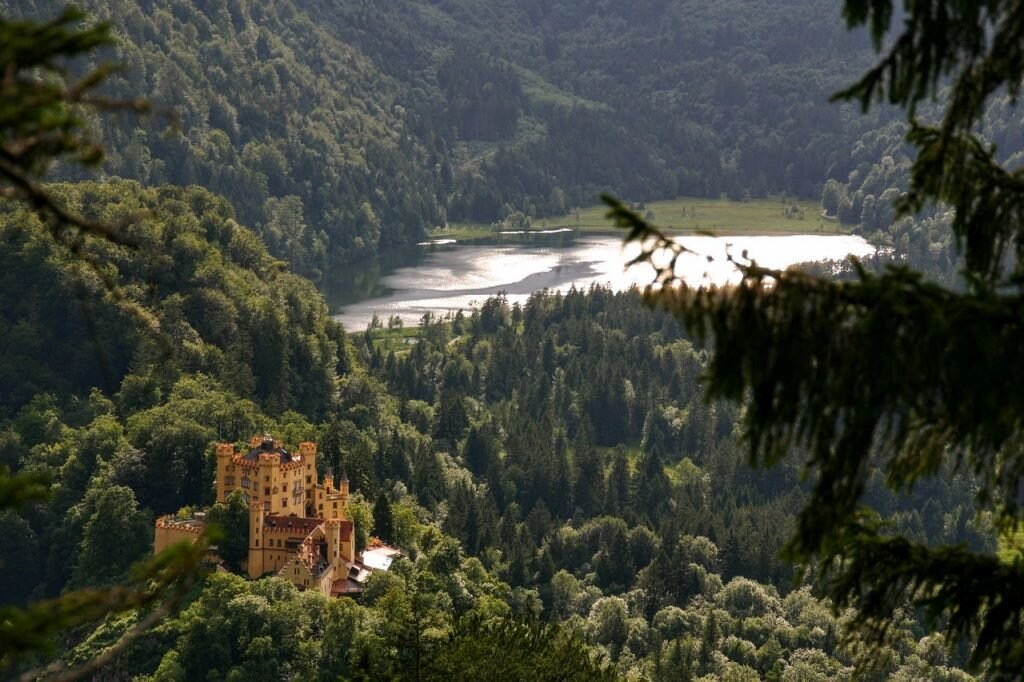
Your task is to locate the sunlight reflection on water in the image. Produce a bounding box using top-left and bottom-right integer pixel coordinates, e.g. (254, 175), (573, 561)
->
(335, 234), (874, 330)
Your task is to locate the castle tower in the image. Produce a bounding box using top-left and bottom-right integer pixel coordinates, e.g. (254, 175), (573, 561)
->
(325, 518), (342, 567)
(259, 451), (280, 513)
(215, 442), (235, 503)
(247, 502), (266, 578)
(339, 471), (350, 518)
(324, 518), (355, 573)
(299, 441), (317, 467)
(299, 441), (317, 511)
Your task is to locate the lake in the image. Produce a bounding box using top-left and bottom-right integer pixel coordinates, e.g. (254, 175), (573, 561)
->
(324, 232), (875, 331)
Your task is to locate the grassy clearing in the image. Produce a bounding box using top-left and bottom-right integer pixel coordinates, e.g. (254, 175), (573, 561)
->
(666, 457), (706, 486)
(594, 444), (705, 485)
(357, 326), (423, 354)
(432, 196), (839, 242)
(598, 443), (642, 473)
(513, 64), (611, 112)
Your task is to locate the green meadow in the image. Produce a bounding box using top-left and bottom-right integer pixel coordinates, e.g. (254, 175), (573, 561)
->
(434, 196), (840, 241)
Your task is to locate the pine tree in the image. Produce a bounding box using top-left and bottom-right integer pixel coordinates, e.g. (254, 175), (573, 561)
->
(373, 492), (395, 545)
(697, 611), (718, 676)
(661, 639), (693, 682)
(464, 421), (496, 477)
(632, 445), (670, 522)
(571, 424), (603, 517)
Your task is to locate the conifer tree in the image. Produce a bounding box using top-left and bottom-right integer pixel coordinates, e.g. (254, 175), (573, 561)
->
(571, 423), (603, 517)
(606, 0), (1024, 675)
(373, 491), (395, 545)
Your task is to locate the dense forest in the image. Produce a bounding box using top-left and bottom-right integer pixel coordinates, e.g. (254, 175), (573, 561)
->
(0, 183), (984, 679)
(1, 0), (893, 277)
(3, 0), (1020, 680)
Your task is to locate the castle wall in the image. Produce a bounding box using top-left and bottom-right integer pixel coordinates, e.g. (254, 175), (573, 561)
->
(154, 517), (203, 554)
(249, 546), (297, 577)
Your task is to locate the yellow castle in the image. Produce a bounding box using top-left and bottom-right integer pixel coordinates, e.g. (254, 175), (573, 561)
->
(154, 435), (399, 597)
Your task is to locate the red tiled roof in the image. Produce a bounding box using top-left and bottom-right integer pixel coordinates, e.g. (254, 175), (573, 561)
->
(263, 515), (321, 535)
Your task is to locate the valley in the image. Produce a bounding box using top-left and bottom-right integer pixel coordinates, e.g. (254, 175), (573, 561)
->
(0, 1), (1019, 680)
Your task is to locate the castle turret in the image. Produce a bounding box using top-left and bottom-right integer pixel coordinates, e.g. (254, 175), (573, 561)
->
(299, 442), (317, 498)
(215, 442), (235, 503)
(325, 518), (342, 566)
(247, 502), (266, 578)
(294, 442), (314, 515)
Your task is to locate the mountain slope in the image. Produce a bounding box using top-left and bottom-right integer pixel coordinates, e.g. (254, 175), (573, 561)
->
(6, 0), (883, 275)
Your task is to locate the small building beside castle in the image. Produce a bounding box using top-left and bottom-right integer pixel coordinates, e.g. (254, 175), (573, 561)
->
(154, 435), (399, 597)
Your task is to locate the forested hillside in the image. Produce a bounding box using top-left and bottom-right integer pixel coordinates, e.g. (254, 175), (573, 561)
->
(0, 257), (982, 678)
(0, 182), (341, 420)
(0, 181), (982, 679)
(2, 2), (1013, 679)
(4, 0), (885, 276)
(816, 94), (1024, 282)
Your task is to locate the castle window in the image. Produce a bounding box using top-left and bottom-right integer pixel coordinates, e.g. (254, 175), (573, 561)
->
(282, 498), (288, 507)
(333, 502), (338, 508)
(256, 539), (259, 547)
(241, 477), (251, 489)
(264, 487), (270, 495)
(224, 476), (235, 486)
(265, 475), (270, 482)
(306, 476), (312, 484)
